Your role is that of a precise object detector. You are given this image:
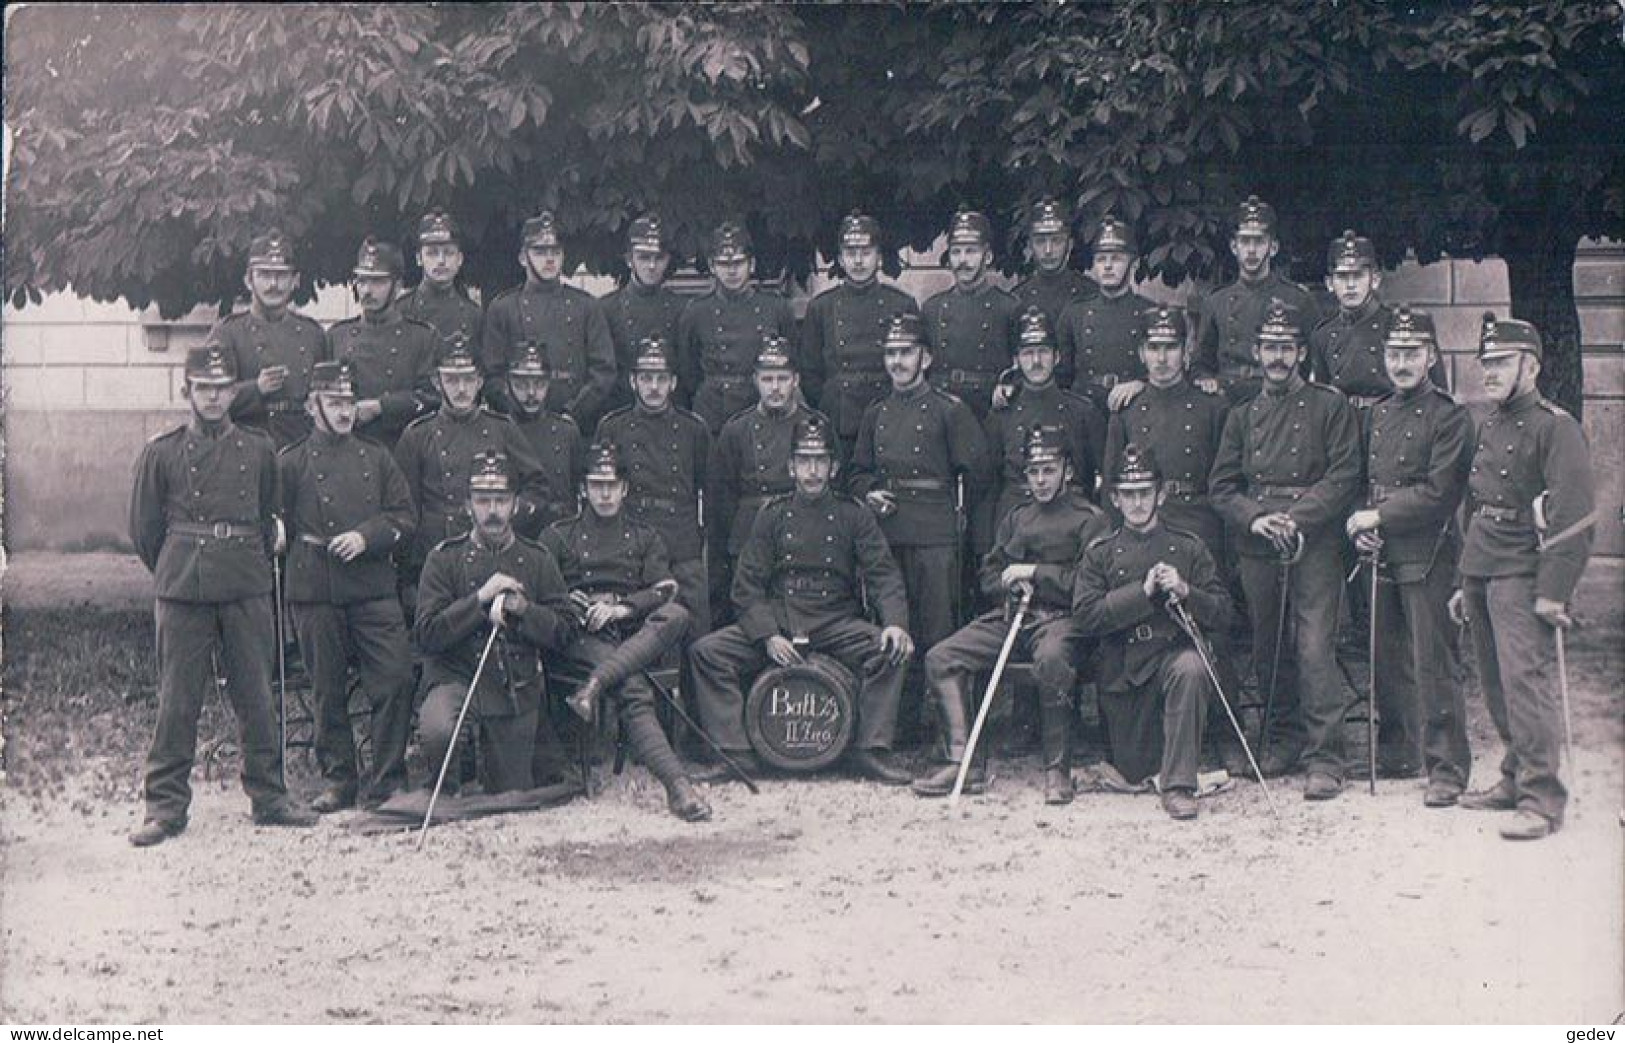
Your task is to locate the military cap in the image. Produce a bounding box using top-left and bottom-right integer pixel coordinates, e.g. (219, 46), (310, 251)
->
(882, 311), (927, 351)
(1383, 305), (1437, 351)
(839, 212), (881, 250)
(1110, 443), (1162, 490)
(184, 344), (237, 385)
(947, 209), (993, 247)
(1478, 312), (1542, 361)
(436, 339), (480, 375)
(708, 221), (753, 262)
(1028, 197), (1070, 236)
(791, 418), (835, 458)
(468, 449), (512, 494)
(584, 442), (624, 482)
(1234, 195), (1277, 237)
(522, 211), (562, 249)
(418, 209), (460, 246)
(1092, 214), (1138, 255)
(1255, 298), (1303, 345)
(1016, 307), (1055, 352)
(1328, 229), (1376, 273)
(755, 334), (797, 372)
(309, 361), (356, 398)
(631, 336), (675, 373)
(627, 213), (669, 253)
(1023, 424), (1070, 466)
(247, 229), (296, 272)
(508, 340), (550, 378)
(352, 237), (404, 279)
(1143, 305), (1187, 346)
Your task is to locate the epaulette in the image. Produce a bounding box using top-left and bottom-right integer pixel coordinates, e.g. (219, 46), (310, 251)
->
(758, 491), (796, 513)
(927, 384), (967, 407)
(1085, 529), (1118, 551)
(328, 315), (360, 330)
(1056, 386), (1096, 407)
(720, 402), (760, 428)
(597, 404), (634, 425)
(354, 430), (391, 450)
(149, 424), (188, 444)
(1068, 489), (1104, 514)
(1426, 385), (1458, 405)
(277, 435), (311, 457)
(1539, 397), (1572, 419)
(401, 316), (436, 334)
(544, 511), (584, 535)
(489, 286), (523, 305)
(1307, 380), (1342, 396)
(514, 531), (546, 551)
(402, 411), (438, 433)
(1161, 522), (1203, 545)
(672, 405), (708, 427)
(433, 532), (472, 553)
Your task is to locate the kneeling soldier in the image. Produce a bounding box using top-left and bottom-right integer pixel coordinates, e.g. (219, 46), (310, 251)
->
(540, 442), (711, 822)
(691, 419), (915, 784)
(913, 426), (1109, 803)
(1073, 445), (1233, 820)
(415, 451), (578, 794)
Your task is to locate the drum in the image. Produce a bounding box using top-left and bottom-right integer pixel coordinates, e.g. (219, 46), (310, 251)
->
(744, 653), (858, 771)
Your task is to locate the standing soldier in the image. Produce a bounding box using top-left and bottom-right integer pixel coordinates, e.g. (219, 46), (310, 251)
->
(279, 361), (416, 812)
(1056, 215), (1156, 430)
(213, 229), (329, 449)
(1191, 196), (1321, 405)
(1452, 315), (1595, 840)
(1012, 197), (1097, 334)
(127, 346), (317, 846)
(596, 336), (713, 633)
(327, 237), (438, 448)
(540, 442), (710, 822)
(922, 208), (1022, 422)
(799, 211), (918, 459)
(675, 220), (797, 432)
(1210, 300), (1362, 799)
(912, 427), (1108, 804)
(1342, 306), (1474, 806)
(414, 450), (579, 795)
(849, 312), (993, 743)
(690, 419), (915, 784)
(1073, 445), (1234, 821)
(398, 208), (483, 366)
(505, 342), (587, 538)
(707, 337), (834, 625)
(482, 211), (617, 426)
(601, 214), (688, 416)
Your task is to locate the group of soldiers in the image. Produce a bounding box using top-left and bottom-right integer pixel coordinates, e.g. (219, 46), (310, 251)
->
(126, 193), (1595, 847)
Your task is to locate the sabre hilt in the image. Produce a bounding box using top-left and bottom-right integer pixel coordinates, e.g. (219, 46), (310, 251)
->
(1277, 528), (1305, 565)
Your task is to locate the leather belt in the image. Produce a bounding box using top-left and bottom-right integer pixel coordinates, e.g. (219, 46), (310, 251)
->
(1370, 481), (1417, 502)
(887, 478), (950, 492)
(632, 495), (680, 512)
(1256, 484), (1310, 499)
(170, 521), (260, 539)
(706, 373), (750, 387)
(1162, 480), (1206, 497)
(737, 495), (773, 512)
(299, 533), (329, 548)
(264, 401), (299, 415)
(1473, 504), (1522, 523)
(1347, 394), (1383, 409)
(945, 369), (998, 386)
(777, 573), (847, 597)
(1088, 373), (1120, 388)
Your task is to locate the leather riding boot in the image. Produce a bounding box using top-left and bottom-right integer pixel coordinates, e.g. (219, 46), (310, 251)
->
(622, 706), (685, 788)
(1039, 698), (1075, 804)
(934, 673), (973, 763)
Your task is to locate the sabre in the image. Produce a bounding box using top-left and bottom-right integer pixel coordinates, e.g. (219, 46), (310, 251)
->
(1365, 549), (1379, 795)
(1531, 493), (1576, 766)
(950, 587), (1032, 807)
(643, 670), (760, 794)
(418, 595), (506, 850)
(1258, 528), (1304, 760)
(273, 551), (289, 764)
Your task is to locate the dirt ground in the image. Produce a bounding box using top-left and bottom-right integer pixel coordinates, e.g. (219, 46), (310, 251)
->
(2, 552), (1621, 1024)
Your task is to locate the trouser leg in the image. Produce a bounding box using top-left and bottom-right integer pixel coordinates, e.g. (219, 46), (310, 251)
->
(1404, 567), (1471, 789)
(1463, 577), (1517, 787)
(1290, 541), (1348, 780)
(896, 543), (960, 744)
(591, 603), (690, 689)
(1099, 684), (1161, 786)
(690, 625), (764, 753)
(1031, 617), (1086, 771)
(143, 600), (216, 822)
(1238, 554), (1303, 756)
(344, 598), (416, 799)
(419, 682), (470, 794)
(922, 615), (1006, 760)
(1372, 575), (1422, 772)
(1485, 573), (1566, 823)
(1157, 648), (1209, 792)
(479, 707), (539, 794)
(291, 602), (358, 789)
(616, 673), (686, 787)
(215, 596), (289, 812)
(669, 557), (711, 640)
(816, 617), (904, 751)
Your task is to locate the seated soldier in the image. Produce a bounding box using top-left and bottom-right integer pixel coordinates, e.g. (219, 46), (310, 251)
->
(540, 442), (711, 822)
(690, 419), (916, 784)
(1072, 445), (1233, 820)
(913, 426), (1109, 804)
(415, 450), (578, 794)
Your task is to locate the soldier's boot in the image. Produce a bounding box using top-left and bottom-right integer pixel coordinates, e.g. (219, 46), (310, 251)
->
(998, 686), (1042, 757)
(1039, 698), (1075, 805)
(912, 676), (983, 797)
(620, 708), (711, 821)
(566, 677), (604, 724)
(532, 703), (574, 788)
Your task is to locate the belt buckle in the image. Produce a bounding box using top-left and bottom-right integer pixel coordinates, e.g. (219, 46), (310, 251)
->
(212, 521), (233, 539)
(1132, 623), (1154, 642)
(1099, 374), (1118, 388)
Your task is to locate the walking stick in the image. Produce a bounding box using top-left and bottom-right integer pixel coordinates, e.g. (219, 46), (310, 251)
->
(1531, 494), (1577, 767)
(1365, 549), (1380, 795)
(418, 595), (506, 850)
(950, 587), (1032, 807)
(1258, 529), (1304, 759)
(273, 552), (289, 764)
(643, 670), (760, 794)
(1163, 594), (1279, 815)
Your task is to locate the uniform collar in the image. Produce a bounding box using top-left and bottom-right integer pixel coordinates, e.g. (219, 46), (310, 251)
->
(792, 486), (834, 507)
(1261, 372), (1305, 398)
(439, 404), (481, 424)
(417, 280), (459, 299)
(892, 379), (930, 401)
(249, 301), (292, 322)
(523, 278), (563, 296)
(1337, 297), (1381, 324)
(310, 427), (350, 447)
(1499, 389), (1542, 415)
(1389, 380), (1431, 404)
(634, 400), (674, 418)
(187, 416), (236, 439)
(1121, 518), (1165, 541)
(471, 527), (516, 553)
(843, 278), (880, 295)
(1238, 268), (1279, 291)
(629, 278), (665, 297)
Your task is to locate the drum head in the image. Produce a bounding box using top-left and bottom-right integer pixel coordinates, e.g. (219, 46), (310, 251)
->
(744, 654), (857, 771)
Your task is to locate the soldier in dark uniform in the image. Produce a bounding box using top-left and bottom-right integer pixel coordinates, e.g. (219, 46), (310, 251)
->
(1011, 197), (1097, 346)
(601, 214), (688, 416)
(1342, 306), (1473, 806)
(1191, 196), (1322, 405)
(690, 419), (916, 784)
(415, 450), (578, 794)
(505, 341), (587, 537)
(278, 361), (416, 812)
(398, 208), (483, 366)
(596, 336), (713, 633)
(922, 209), (1023, 422)
(1452, 316), (1595, 840)
(707, 336), (835, 626)
(912, 426), (1109, 804)
(481, 211), (617, 426)
(799, 211), (918, 457)
(1056, 216), (1157, 420)
(214, 229), (330, 449)
(675, 221), (797, 431)
(326, 237), (438, 448)
(539, 443), (710, 822)
(1073, 445), (1233, 821)
(393, 343), (549, 615)
(1210, 300), (1362, 799)
(128, 346), (317, 846)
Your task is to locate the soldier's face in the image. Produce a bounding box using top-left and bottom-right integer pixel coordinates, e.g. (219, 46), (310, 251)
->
(632, 370), (676, 410)
(435, 369), (483, 415)
(789, 453), (835, 496)
(245, 267), (297, 311)
(1090, 249), (1133, 293)
(1327, 267), (1379, 310)
(628, 247), (671, 288)
(840, 245), (880, 284)
(523, 244), (564, 282)
(1254, 340), (1303, 387)
(949, 243), (990, 288)
(469, 491), (516, 538)
(1024, 459), (1070, 504)
(755, 369), (798, 412)
(1384, 345), (1433, 392)
(354, 275), (398, 314)
(884, 344), (928, 389)
(1016, 344), (1057, 385)
(509, 374), (550, 414)
(1141, 341), (1187, 387)
(712, 256), (753, 292)
(1111, 485), (1165, 529)
(1028, 231), (1071, 274)
(308, 392), (356, 435)
(185, 380), (235, 423)
(1231, 232), (1277, 277)
(584, 477), (627, 518)
(1480, 352), (1538, 403)
(419, 243), (464, 287)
